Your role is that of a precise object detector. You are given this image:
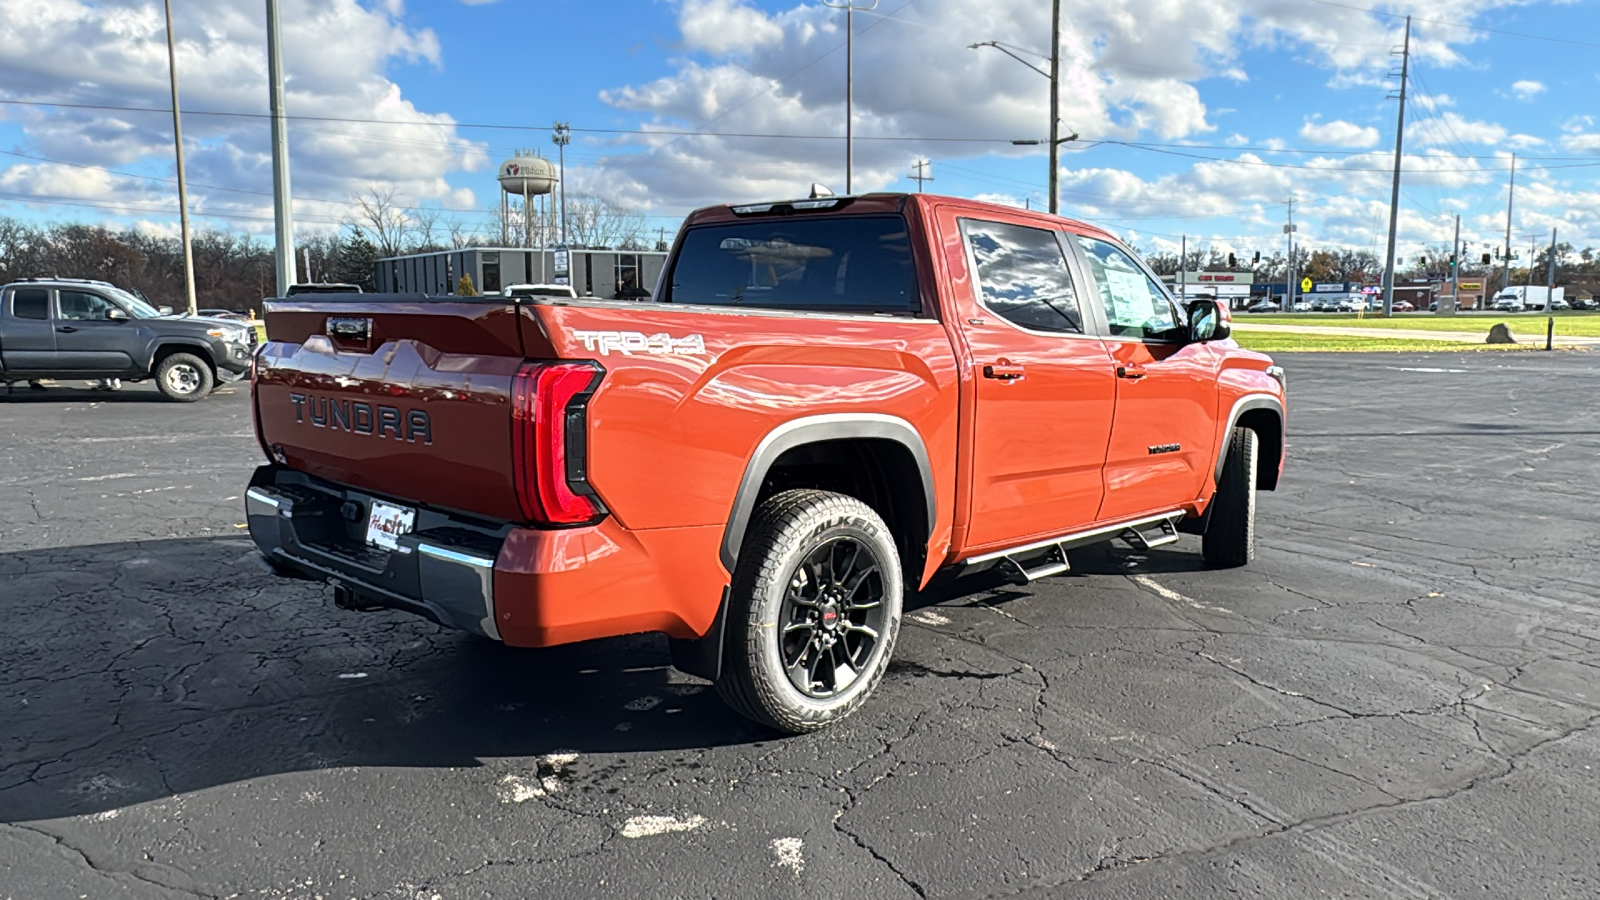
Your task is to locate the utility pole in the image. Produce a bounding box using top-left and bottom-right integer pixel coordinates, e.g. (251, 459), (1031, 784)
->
(1284, 198), (1297, 310)
(266, 0), (296, 296)
(1446, 213), (1460, 316)
(1379, 15), (1411, 318)
(822, 1), (876, 194)
(1048, 0), (1060, 214)
(163, 0), (197, 316)
(908, 159), (933, 191)
(1545, 227), (1558, 312)
(551, 122), (570, 245)
(1500, 153), (1516, 299)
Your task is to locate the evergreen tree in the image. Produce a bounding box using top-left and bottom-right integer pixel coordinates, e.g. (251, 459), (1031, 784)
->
(337, 227), (379, 291)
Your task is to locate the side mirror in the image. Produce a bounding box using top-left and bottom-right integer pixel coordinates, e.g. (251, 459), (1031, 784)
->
(158, 305), (174, 316)
(1187, 298), (1231, 343)
(106, 307), (129, 321)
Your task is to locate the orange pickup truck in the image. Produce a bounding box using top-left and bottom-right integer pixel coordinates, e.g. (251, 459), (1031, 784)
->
(246, 193), (1285, 732)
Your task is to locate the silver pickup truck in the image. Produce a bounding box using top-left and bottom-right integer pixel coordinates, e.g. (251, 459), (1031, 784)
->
(0, 277), (255, 401)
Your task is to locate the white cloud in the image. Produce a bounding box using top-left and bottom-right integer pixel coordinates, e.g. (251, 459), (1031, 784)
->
(1298, 119), (1379, 148)
(0, 0), (485, 233)
(1560, 133), (1600, 153)
(1511, 80), (1546, 101)
(679, 0), (784, 55)
(1409, 112), (1508, 147)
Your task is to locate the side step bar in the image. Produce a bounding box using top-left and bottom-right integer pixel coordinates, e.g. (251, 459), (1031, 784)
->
(1119, 518), (1179, 551)
(964, 510), (1187, 584)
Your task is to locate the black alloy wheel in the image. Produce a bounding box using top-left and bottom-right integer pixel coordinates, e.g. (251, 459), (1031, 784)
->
(777, 537), (887, 698)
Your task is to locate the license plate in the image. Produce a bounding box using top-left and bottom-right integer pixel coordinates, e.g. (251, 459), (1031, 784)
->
(365, 499), (416, 551)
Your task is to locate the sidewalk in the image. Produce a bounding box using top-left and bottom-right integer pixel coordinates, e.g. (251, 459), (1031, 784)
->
(1231, 321), (1600, 348)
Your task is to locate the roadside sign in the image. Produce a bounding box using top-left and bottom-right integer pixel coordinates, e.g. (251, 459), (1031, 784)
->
(1300, 277), (1312, 293)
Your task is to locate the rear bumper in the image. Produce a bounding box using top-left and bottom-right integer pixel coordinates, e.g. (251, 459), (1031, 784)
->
(247, 467), (505, 639)
(245, 465), (728, 648)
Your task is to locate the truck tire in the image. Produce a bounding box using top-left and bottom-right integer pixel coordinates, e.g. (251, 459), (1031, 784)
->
(1203, 426), (1258, 568)
(155, 352), (213, 402)
(716, 489), (902, 734)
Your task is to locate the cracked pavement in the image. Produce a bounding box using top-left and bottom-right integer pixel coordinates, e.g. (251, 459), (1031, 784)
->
(2, 354), (1599, 899)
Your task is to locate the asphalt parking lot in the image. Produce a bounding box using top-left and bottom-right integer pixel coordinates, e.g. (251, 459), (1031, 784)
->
(3, 353), (1599, 899)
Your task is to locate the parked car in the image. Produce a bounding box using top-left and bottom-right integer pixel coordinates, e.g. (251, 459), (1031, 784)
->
(1548, 298), (1570, 311)
(1309, 298), (1330, 312)
(245, 192), (1287, 733)
(1570, 297), (1597, 311)
(285, 283), (363, 295)
(1390, 300), (1415, 312)
(1492, 296), (1522, 312)
(1290, 300), (1312, 312)
(198, 308), (250, 321)
(0, 278), (254, 400)
(504, 283), (578, 299)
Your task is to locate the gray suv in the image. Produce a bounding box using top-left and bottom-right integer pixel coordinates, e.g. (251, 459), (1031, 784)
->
(0, 278), (255, 401)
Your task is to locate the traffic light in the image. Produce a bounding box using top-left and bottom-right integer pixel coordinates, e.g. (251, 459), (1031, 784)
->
(1252, 251), (1261, 264)
(1449, 253), (1456, 269)
(1481, 253), (1492, 265)
(1419, 256), (1427, 266)
(1227, 253), (1237, 268)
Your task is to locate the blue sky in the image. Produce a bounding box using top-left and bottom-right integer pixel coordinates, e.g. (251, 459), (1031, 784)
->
(0, 0), (1597, 263)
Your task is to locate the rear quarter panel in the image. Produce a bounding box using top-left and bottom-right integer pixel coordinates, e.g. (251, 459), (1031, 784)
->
(520, 302), (961, 579)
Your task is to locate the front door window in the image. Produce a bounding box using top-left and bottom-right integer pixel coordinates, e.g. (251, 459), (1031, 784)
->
(58, 291), (120, 321)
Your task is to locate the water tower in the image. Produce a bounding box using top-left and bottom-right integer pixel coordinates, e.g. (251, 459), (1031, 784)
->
(497, 153), (557, 253)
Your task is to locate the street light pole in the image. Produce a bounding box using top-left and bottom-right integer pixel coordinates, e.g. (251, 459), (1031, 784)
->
(162, 0), (197, 316)
(973, 34), (1073, 212)
(551, 122), (570, 246)
(265, 0), (296, 296)
(1048, 0), (1060, 214)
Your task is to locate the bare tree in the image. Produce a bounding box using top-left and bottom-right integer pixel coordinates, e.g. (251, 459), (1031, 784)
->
(563, 194), (646, 249)
(349, 187), (412, 257)
(411, 207), (445, 253)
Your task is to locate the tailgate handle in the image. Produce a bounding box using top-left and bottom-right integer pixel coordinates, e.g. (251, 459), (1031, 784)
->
(326, 316), (373, 346)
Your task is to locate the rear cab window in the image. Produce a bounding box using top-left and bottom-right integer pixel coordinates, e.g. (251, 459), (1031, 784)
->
(11, 288), (49, 320)
(663, 215), (923, 316)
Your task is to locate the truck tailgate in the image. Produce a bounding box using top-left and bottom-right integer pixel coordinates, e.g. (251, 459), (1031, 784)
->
(254, 301), (527, 522)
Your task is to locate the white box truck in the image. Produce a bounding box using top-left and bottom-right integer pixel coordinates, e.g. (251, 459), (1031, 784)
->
(1491, 286), (1566, 311)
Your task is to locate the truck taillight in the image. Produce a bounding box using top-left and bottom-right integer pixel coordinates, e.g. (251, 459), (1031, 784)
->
(511, 361), (607, 527)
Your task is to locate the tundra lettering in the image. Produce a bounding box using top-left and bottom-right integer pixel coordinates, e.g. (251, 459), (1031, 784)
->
(287, 393), (431, 444)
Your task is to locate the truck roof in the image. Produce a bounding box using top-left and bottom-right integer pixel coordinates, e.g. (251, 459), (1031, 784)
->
(683, 191), (1115, 242)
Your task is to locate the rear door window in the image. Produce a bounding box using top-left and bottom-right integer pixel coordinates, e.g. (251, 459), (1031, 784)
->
(11, 288), (48, 320)
(664, 215), (922, 316)
(961, 219), (1084, 334)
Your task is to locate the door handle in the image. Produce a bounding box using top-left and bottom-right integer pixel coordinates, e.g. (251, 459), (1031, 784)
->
(56, 326), (78, 333)
(983, 361), (1025, 381)
(1116, 365), (1147, 380)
